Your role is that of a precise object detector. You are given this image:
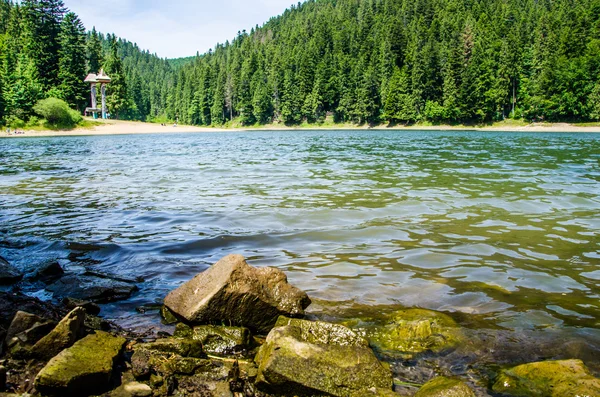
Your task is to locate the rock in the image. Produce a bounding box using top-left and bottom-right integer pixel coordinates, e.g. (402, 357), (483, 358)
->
(35, 331), (126, 396)
(415, 377), (476, 397)
(164, 254), (311, 334)
(6, 321), (56, 358)
(160, 305), (178, 325)
(29, 259), (64, 283)
(31, 307), (86, 360)
(367, 309), (464, 358)
(0, 366), (5, 391)
(0, 257), (22, 285)
(0, 291), (66, 330)
(46, 274), (138, 303)
(492, 359), (600, 397)
(174, 323), (251, 356)
(62, 297), (101, 316)
(254, 316), (393, 396)
(110, 381), (153, 397)
(5, 311), (45, 342)
(131, 338), (207, 379)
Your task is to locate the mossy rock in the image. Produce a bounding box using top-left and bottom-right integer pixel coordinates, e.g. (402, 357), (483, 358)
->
(34, 331), (126, 396)
(415, 377), (476, 397)
(492, 359), (600, 397)
(174, 323), (251, 356)
(367, 309), (464, 358)
(255, 317), (393, 396)
(134, 338), (205, 358)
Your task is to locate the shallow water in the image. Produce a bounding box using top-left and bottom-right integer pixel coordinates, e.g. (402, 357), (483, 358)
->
(1, 130), (599, 364)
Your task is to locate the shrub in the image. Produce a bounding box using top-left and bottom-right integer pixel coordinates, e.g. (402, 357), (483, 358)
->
(33, 97), (81, 128)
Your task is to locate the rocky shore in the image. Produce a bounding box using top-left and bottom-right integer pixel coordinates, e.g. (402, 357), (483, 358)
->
(0, 254), (599, 397)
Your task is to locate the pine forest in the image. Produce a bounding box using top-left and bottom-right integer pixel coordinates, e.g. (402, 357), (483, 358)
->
(2, 0), (600, 127)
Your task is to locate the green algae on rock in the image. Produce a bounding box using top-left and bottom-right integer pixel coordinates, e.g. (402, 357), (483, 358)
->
(255, 316), (393, 396)
(174, 323), (251, 356)
(34, 331), (126, 396)
(492, 359), (600, 397)
(415, 377), (476, 397)
(366, 309), (464, 358)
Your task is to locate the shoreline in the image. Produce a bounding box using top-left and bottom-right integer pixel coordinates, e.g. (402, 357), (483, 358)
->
(3, 118), (600, 138)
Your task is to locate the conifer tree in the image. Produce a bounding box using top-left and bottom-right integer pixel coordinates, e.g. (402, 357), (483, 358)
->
(87, 27), (103, 74)
(58, 12), (87, 111)
(104, 37), (130, 119)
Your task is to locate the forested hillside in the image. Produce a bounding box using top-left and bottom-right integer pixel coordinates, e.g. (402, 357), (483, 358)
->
(170, 0), (600, 125)
(2, 0), (600, 127)
(0, 0), (175, 126)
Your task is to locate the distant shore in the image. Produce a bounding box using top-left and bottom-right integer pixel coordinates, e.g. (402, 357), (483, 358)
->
(4, 118), (600, 138)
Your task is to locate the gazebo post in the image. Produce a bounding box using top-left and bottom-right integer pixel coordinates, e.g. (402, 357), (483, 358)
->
(84, 70), (111, 119)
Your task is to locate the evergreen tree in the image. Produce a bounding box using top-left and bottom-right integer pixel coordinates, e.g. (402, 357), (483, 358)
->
(104, 37), (130, 119)
(57, 12), (87, 111)
(21, 0), (65, 89)
(384, 67), (417, 123)
(87, 27), (103, 74)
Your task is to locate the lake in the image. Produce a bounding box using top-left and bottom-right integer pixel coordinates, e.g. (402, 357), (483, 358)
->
(1, 130), (599, 368)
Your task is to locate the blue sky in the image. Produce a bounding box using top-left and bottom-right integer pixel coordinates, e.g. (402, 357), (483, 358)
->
(63, 0), (296, 59)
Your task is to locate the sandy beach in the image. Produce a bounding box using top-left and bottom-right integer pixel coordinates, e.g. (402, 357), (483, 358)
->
(3, 118), (600, 138)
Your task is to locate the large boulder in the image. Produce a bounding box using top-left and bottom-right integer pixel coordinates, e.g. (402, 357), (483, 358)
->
(35, 331), (126, 396)
(415, 377), (476, 397)
(254, 316), (393, 396)
(366, 309), (464, 358)
(31, 307), (86, 360)
(492, 359), (600, 397)
(174, 323), (251, 356)
(164, 254), (311, 334)
(47, 274), (138, 303)
(0, 257), (23, 285)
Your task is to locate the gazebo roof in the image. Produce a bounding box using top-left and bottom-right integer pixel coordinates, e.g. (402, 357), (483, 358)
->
(96, 69), (111, 83)
(84, 73), (98, 83)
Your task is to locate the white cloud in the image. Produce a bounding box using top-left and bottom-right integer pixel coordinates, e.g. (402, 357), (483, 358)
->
(63, 0), (294, 58)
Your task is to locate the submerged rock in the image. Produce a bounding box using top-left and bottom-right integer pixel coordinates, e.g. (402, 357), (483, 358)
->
(62, 297), (101, 316)
(415, 377), (476, 397)
(29, 259), (64, 283)
(492, 359), (600, 397)
(31, 307), (86, 360)
(35, 331), (126, 396)
(0, 257), (23, 285)
(254, 316), (393, 396)
(47, 274), (138, 303)
(367, 309), (464, 358)
(174, 323), (251, 356)
(164, 254), (311, 334)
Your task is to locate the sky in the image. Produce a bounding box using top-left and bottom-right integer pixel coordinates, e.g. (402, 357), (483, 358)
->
(62, 0), (296, 59)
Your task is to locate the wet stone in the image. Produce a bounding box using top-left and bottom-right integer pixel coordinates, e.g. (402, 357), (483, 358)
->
(31, 307), (86, 360)
(34, 331), (126, 397)
(164, 254), (311, 334)
(414, 377), (476, 397)
(366, 309), (464, 359)
(47, 274), (138, 303)
(174, 323), (251, 356)
(492, 359), (600, 397)
(0, 257), (22, 285)
(255, 316), (393, 396)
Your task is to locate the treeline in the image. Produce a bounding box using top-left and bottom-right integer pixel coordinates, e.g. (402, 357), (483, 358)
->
(0, 0), (176, 126)
(3, 0), (600, 127)
(167, 0), (600, 125)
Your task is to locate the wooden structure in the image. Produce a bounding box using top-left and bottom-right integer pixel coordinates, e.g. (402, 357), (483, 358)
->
(84, 69), (111, 119)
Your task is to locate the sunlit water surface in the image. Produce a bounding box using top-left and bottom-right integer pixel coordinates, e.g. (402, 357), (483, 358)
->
(1, 130), (599, 375)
